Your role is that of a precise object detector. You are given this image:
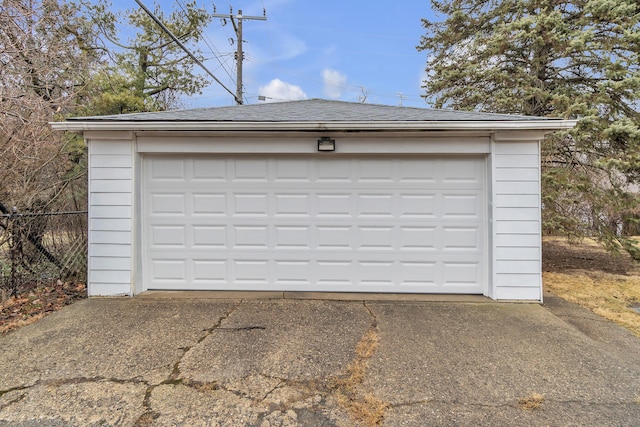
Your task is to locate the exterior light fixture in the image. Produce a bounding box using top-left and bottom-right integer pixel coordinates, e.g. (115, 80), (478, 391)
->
(317, 136), (335, 152)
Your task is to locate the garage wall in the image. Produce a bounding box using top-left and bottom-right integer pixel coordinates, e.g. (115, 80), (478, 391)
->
(87, 133), (134, 296)
(490, 137), (542, 300)
(81, 131), (545, 300)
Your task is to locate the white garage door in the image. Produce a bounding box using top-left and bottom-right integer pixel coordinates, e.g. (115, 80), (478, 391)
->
(142, 155), (486, 293)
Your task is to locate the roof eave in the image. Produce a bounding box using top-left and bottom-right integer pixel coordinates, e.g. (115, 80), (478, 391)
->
(50, 119), (578, 133)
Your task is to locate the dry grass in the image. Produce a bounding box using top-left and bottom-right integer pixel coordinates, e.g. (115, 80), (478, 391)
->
(544, 271), (640, 338)
(543, 236), (640, 338)
(518, 393), (545, 410)
(330, 327), (387, 427)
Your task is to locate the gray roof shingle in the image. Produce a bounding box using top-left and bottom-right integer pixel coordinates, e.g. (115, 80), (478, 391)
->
(69, 98), (559, 122)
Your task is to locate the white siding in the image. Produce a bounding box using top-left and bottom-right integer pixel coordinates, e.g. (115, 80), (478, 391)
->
(88, 137), (134, 296)
(81, 130), (549, 300)
(490, 139), (542, 300)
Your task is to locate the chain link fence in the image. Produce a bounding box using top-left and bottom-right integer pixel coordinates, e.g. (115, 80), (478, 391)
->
(0, 209), (87, 298)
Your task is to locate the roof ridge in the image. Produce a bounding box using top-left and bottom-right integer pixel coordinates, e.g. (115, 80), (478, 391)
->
(67, 98), (560, 122)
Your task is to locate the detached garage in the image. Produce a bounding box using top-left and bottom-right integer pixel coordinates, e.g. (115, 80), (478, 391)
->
(52, 99), (575, 300)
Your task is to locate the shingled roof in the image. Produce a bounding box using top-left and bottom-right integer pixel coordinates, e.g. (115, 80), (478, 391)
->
(69, 98), (557, 122)
(53, 98), (577, 133)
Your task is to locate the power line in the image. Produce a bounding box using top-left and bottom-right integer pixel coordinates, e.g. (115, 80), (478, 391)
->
(212, 7), (267, 105)
(174, 0), (236, 85)
(133, 0), (239, 103)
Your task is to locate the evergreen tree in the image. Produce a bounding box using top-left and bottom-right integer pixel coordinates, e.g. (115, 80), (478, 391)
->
(418, 0), (640, 259)
(88, 0), (212, 113)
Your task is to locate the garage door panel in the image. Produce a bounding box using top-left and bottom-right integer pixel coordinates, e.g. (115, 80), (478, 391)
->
(150, 193), (186, 215)
(442, 227), (482, 251)
(274, 225), (312, 249)
(399, 226), (437, 251)
(357, 226), (394, 250)
(193, 259), (226, 282)
(151, 259), (186, 281)
(315, 159), (352, 182)
(233, 260), (270, 284)
(143, 155), (486, 293)
(358, 261), (394, 285)
(274, 260), (311, 284)
(399, 261), (437, 286)
(274, 193), (312, 217)
(193, 158), (226, 180)
(233, 225), (269, 249)
(443, 262), (482, 287)
(149, 158), (186, 180)
(357, 160), (395, 182)
(398, 194), (437, 218)
(442, 194), (482, 218)
(316, 193), (353, 217)
(441, 158), (484, 185)
(149, 225), (186, 248)
(193, 193), (226, 215)
(233, 193), (268, 216)
(192, 225), (226, 248)
(233, 158), (269, 181)
(398, 159), (437, 183)
(316, 226), (353, 249)
(357, 194), (394, 217)
(315, 261), (354, 287)
(274, 160), (312, 182)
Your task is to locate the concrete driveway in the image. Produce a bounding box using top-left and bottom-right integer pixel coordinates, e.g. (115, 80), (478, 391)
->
(0, 293), (639, 426)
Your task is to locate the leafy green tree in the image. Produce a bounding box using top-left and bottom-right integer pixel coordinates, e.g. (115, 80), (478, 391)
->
(88, 0), (212, 113)
(418, 0), (640, 259)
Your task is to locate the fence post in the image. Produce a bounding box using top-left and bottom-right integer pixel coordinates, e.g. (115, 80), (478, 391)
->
(9, 207), (18, 297)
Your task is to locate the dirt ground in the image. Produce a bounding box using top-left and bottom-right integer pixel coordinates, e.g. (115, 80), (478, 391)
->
(0, 281), (86, 335)
(542, 237), (640, 275)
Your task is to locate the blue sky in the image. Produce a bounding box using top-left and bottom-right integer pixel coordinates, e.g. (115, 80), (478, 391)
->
(114, 0), (435, 108)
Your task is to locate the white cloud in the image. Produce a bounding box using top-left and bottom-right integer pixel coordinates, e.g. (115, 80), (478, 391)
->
(258, 79), (307, 102)
(322, 68), (347, 99)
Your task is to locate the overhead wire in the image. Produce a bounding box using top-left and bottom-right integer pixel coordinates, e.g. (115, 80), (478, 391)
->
(174, 0), (235, 85)
(132, 0), (239, 102)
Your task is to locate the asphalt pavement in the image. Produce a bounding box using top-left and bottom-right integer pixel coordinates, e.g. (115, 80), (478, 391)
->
(0, 293), (638, 426)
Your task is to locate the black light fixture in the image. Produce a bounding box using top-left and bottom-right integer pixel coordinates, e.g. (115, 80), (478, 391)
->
(317, 136), (336, 152)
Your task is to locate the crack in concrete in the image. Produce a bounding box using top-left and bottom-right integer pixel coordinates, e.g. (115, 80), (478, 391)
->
(128, 301), (386, 425)
(260, 379), (286, 402)
(0, 386), (29, 412)
(196, 300), (245, 343)
(0, 393), (26, 412)
(132, 301), (245, 426)
(0, 384), (31, 398)
(0, 376), (147, 397)
(216, 326), (267, 332)
(0, 377), (149, 414)
(363, 301), (378, 327)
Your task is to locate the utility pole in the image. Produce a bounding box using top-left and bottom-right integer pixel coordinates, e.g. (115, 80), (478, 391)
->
(213, 7), (266, 105)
